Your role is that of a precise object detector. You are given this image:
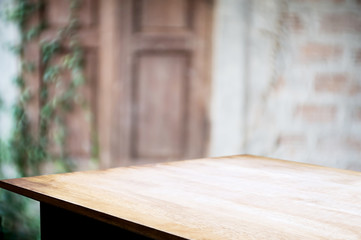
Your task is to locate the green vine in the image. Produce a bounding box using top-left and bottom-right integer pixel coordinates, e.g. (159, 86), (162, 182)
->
(0, 0), (95, 239)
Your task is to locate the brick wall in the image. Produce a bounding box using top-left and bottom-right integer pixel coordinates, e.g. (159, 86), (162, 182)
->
(244, 0), (361, 170)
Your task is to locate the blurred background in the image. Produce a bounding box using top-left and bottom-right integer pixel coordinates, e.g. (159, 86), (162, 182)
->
(0, 0), (360, 239)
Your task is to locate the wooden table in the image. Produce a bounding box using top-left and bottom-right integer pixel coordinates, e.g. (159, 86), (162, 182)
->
(1, 155), (361, 239)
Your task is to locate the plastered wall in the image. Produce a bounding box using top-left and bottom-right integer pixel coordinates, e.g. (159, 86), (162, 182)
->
(210, 0), (361, 170)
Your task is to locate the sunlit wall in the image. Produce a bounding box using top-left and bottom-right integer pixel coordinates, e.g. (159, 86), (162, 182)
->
(211, 0), (361, 170)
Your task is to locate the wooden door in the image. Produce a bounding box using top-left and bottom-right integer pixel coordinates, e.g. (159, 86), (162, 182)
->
(99, 0), (213, 167)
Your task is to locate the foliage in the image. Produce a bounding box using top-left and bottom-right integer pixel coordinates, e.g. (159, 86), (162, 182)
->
(0, 0), (95, 239)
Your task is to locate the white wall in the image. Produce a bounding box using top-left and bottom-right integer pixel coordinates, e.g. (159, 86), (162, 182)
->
(0, 0), (19, 141)
(210, 0), (361, 170)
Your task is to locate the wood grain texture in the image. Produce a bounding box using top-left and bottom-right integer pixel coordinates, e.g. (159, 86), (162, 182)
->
(1, 155), (361, 239)
(132, 52), (189, 159)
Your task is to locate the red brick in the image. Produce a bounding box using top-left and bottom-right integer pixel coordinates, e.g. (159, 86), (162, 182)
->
(300, 43), (342, 62)
(345, 137), (361, 151)
(273, 76), (286, 93)
(321, 12), (361, 34)
(285, 13), (304, 32)
(314, 73), (349, 93)
(277, 134), (306, 146)
(319, 136), (361, 153)
(296, 104), (337, 122)
(349, 83), (361, 95)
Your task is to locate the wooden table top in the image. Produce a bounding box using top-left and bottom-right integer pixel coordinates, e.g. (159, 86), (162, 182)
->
(1, 155), (361, 239)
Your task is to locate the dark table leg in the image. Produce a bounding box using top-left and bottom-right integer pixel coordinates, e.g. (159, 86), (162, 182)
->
(40, 203), (154, 240)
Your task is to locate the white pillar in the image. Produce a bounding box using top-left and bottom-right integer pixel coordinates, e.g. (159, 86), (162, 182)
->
(209, 0), (251, 156)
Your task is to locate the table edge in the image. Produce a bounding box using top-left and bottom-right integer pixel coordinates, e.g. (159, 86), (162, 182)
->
(0, 179), (188, 240)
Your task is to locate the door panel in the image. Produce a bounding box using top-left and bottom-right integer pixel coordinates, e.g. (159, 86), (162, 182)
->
(135, 0), (192, 33)
(132, 52), (189, 159)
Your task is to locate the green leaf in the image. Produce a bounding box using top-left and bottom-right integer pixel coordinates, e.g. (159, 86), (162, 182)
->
(43, 66), (60, 82)
(25, 23), (45, 41)
(22, 61), (36, 72)
(7, 44), (23, 55)
(13, 76), (25, 88)
(20, 88), (31, 102)
(40, 88), (48, 101)
(4, 0), (40, 26)
(41, 41), (61, 63)
(40, 102), (54, 119)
